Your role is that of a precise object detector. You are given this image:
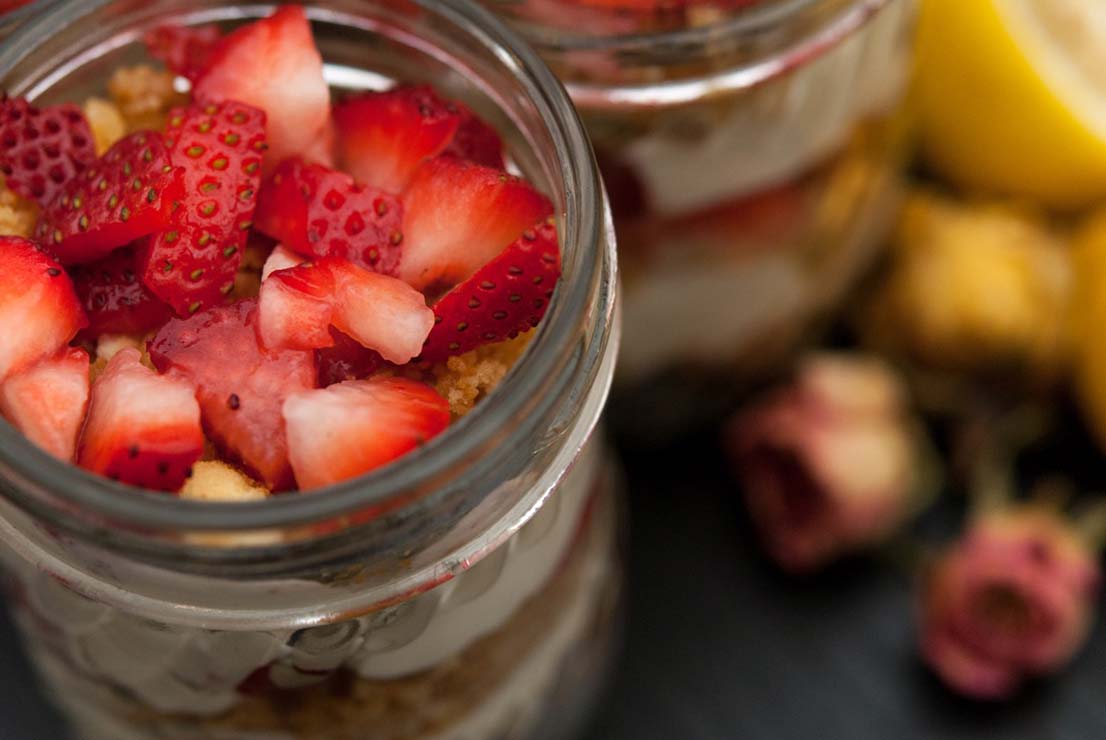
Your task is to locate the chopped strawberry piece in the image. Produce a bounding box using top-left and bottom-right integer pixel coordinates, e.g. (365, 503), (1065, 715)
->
(421, 218), (560, 361)
(139, 100), (267, 316)
(144, 24), (223, 81)
(316, 329), (385, 387)
(0, 347), (90, 462)
(0, 97), (96, 207)
(77, 348), (203, 491)
(301, 118), (336, 168)
(444, 111), (505, 169)
(148, 299), (317, 490)
(255, 158), (403, 274)
(399, 157), (553, 292)
(193, 5), (330, 169)
(260, 243), (303, 281)
(333, 85), (466, 194)
(283, 376), (450, 490)
(259, 257), (434, 364)
(71, 246), (173, 336)
(36, 131), (185, 265)
(0, 236), (86, 381)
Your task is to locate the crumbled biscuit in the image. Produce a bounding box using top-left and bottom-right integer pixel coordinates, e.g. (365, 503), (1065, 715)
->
(232, 239), (274, 299)
(180, 460), (270, 502)
(83, 97), (128, 155)
(107, 65), (187, 132)
(430, 332), (533, 417)
(0, 177), (39, 238)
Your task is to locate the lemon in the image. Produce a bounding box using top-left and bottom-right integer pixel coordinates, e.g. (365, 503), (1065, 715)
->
(916, 0), (1106, 209)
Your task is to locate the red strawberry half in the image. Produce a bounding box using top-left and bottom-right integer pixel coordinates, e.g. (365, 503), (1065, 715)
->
(144, 24), (223, 82)
(71, 246), (173, 337)
(193, 5), (330, 169)
(78, 347), (203, 491)
(36, 131), (185, 265)
(421, 217), (560, 361)
(399, 156), (552, 292)
(0, 236), (86, 381)
(445, 111), (505, 170)
(0, 96), (96, 207)
(139, 100), (267, 316)
(258, 257), (433, 364)
(283, 376), (449, 490)
(148, 299), (317, 490)
(0, 347), (90, 462)
(255, 158), (403, 274)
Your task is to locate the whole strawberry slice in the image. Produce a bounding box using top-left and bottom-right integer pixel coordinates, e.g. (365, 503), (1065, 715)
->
(399, 156), (552, 292)
(193, 5), (330, 169)
(259, 257), (433, 364)
(445, 111), (505, 170)
(144, 24), (223, 82)
(149, 299), (317, 490)
(0, 347), (90, 462)
(283, 376), (450, 490)
(0, 236), (87, 381)
(421, 218), (560, 361)
(71, 246), (173, 336)
(255, 158), (403, 274)
(0, 96), (97, 207)
(139, 100), (267, 316)
(36, 131), (185, 265)
(78, 347), (203, 491)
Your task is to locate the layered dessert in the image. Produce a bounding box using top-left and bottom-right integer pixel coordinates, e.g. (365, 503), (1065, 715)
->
(0, 4), (620, 739)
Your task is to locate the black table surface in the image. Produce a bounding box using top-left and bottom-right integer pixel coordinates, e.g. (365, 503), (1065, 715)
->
(3, 429), (1106, 740)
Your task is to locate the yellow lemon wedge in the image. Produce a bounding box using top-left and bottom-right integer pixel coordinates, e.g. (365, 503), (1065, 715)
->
(916, 0), (1106, 209)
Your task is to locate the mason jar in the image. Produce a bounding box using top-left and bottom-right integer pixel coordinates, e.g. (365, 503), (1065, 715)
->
(0, 2), (622, 739)
(486, 0), (915, 428)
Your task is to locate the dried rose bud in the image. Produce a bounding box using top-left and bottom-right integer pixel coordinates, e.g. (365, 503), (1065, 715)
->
(725, 353), (918, 573)
(920, 508), (1100, 700)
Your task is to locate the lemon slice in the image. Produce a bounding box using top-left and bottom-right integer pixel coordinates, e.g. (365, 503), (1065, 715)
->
(916, 0), (1106, 209)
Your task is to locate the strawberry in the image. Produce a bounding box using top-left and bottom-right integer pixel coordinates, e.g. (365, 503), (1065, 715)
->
(283, 376), (450, 490)
(333, 85), (502, 193)
(260, 243), (303, 281)
(0, 96), (97, 207)
(316, 329), (385, 387)
(255, 158), (403, 274)
(77, 347), (203, 491)
(258, 257), (433, 364)
(148, 299), (317, 490)
(421, 218), (560, 361)
(71, 246), (173, 336)
(193, 5), (330, 169)
(36, 131), (185, 265)
(0, 236), (86, 381)
(144, 24), (223, 81)
(138, 100), (267, 316)
(0, 347), (90, 462)
(399, 156), (552, 292)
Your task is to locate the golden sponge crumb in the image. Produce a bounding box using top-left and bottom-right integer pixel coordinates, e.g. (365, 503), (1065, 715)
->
(232, 238), (274, 299)
(0, 177), (39, 238)
(429, 332), (533, 418)
(83, 97), (127, 155)
(107, 65), (187, 132)
(180, 460), (270, 502)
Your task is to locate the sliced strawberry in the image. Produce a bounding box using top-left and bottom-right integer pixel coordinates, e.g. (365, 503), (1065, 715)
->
(259, 257), (433, 364)
(260, 243), (304, 281)
(421, 218), (560, 361)
(0, 347), (90, 461)
(283, 376), (450, 490)
(255, 158), (403, 274)
(399, 157), (552, 292)
(77, 347), (203, 491)
(139, 100), (267, 316)
(36, 131), (185, 265)
(333, 85), (465, 194)
(0, 236), (86, 381)
(0, 97), (96, 207)
(316, 329), (384, 387)
(148, 299), (317, 490)
(144, 24), (223, 81)
(193, 5), (330, 169)
(444, 111), (505, 169)
(71, 246), (173, 336)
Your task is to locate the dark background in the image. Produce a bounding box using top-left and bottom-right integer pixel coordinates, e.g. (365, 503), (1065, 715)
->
(3, 429), (1106, 740)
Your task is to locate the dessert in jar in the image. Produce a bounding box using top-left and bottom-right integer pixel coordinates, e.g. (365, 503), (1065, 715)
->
(486, 0), (915, 411)
(0, 1), (621, 738)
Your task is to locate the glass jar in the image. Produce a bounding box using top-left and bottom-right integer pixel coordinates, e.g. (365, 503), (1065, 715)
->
(487, 0), (915, 428)
(0, 2), (621, 739)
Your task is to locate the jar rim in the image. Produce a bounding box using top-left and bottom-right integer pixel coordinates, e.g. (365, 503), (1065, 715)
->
(0, 0), (616, 541)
